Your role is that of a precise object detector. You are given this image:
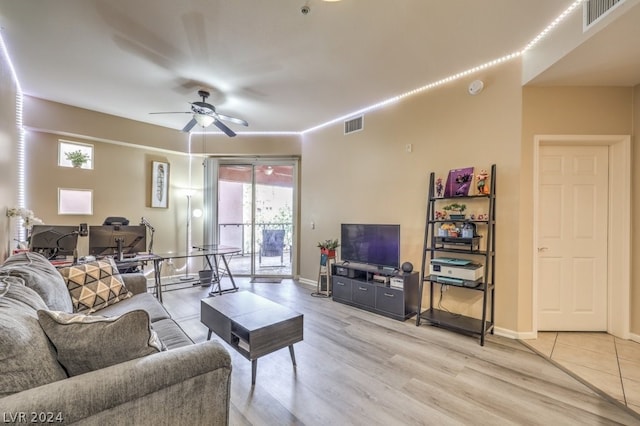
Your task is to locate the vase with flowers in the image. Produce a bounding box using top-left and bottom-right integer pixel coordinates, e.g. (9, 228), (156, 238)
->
(6, 207), (43, 248)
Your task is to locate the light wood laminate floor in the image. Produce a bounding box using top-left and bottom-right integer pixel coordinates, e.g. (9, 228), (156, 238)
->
(160, 278), (640, 425)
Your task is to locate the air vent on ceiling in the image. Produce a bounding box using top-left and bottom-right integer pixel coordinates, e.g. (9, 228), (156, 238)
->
(344, 115), (364, 135)
(584, 0), (623, 28)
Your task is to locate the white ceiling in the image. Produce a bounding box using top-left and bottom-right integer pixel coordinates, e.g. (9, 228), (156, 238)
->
(0, 0), (638, 135)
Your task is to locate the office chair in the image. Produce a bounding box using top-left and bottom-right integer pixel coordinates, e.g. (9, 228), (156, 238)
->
(103, 217), (129, 226)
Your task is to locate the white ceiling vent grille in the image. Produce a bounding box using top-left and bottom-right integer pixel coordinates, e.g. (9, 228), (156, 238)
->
(584, 0), (624, 28)
(344, 115), (364, 135)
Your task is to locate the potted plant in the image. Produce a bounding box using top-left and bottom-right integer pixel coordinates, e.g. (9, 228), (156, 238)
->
(65, 150), (90, 168)
(443, 203), (467, 220)
(317, 238), (339, 257)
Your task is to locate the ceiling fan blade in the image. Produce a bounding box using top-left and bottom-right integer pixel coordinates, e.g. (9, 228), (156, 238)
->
(213, 119), (237, 137)
(182, 118), (198, 133)
(215, 113), (248, 127)
(149, 111), (192, 114)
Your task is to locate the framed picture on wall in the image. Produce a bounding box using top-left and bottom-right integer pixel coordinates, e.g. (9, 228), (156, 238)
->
(151, 161), (169, 208)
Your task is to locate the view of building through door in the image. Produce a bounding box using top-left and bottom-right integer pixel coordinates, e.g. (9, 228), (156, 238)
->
(216, 162), (295, 277)
(537, 145), (609, 331)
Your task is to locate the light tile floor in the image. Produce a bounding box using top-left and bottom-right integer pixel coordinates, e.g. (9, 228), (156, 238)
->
(523, 332), (640, 414)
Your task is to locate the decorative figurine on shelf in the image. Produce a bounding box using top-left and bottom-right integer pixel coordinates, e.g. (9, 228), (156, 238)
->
(435, 210), (446, 220)
(435, 177), (444, 198)
(476, 169), (489, 195)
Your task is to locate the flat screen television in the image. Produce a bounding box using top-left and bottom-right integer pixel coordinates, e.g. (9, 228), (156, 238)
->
(30, 225), (79, 259)
(88, 225), (146, 257)
(340, 224), (400, 270)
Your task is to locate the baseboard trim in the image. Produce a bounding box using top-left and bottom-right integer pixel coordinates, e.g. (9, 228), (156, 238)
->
(298, 277), (316, 287)
(494, 327), (537, 340)
(498, 329), (640, 342)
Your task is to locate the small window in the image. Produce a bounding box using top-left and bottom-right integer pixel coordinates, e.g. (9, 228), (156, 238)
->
(58, 188), (93, 215)
(59, 140), (93, 169)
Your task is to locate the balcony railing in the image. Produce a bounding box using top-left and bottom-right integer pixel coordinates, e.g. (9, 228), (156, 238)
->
(219, 222), (293, 256)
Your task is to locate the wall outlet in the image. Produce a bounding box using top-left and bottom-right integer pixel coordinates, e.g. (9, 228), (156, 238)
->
(405, 143), (412, 153)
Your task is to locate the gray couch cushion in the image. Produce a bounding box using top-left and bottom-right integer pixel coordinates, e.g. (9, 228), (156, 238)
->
(37, 309), (165, 377)
(0, 251), (73, 312)
(0, 276), (68, 397)
(121, 272), (149, 295)
(151, 318), (194, 350)
(97, 292), (171, 322)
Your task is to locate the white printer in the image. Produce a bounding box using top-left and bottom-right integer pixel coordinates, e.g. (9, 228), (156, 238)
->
(429, 257), (484, 281)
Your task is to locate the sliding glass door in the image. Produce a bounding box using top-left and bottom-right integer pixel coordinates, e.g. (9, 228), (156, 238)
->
(210, 159), (297, 278)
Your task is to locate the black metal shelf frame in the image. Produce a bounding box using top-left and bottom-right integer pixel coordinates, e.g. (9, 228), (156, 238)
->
(416, 164), (496, 346)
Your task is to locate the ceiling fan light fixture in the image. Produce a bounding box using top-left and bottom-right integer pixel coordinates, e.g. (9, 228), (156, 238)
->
(194, 113), (215, 128)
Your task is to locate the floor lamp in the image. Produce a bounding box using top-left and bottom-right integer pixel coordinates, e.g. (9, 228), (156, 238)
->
(180, 193), (194, 281)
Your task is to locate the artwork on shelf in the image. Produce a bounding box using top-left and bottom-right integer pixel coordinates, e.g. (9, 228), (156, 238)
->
(444, 167), (474, 197)
(151, 161), (169, 208)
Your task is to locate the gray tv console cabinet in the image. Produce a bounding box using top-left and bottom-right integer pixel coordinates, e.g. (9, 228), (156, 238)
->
(331, 263), (419, 321)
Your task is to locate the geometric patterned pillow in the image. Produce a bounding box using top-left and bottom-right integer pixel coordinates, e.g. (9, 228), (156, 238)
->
(58, 257), (132, 313)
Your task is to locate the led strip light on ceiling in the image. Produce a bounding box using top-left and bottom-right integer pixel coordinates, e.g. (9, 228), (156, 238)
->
(2, 0), (585, 144)
(300, 0), (585, 135)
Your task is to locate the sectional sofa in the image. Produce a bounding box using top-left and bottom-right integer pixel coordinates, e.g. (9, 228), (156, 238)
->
(0, 252), (231, 425)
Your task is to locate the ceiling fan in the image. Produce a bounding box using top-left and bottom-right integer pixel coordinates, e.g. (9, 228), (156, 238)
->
(150, 90), (248, 137)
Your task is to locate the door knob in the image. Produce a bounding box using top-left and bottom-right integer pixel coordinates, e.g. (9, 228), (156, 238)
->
(538, 247), (549, 252)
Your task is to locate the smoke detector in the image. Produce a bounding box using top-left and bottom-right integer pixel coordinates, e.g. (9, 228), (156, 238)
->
(468, 80), (484, 95)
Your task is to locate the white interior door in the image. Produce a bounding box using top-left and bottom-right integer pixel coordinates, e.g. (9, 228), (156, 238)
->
(537, 145), (609, 331)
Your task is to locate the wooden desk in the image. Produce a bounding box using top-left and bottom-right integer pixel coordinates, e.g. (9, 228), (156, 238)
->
(201, 291), (303, 385)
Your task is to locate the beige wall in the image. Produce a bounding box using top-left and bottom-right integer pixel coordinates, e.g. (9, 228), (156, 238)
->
(25, 130), (200, 257)
(0, 46), (19, 260)
(300, 59), (524, 331)
(22, 97), (300, 272)
(520, 86), (634, 333)
(633, 84), (640, 333)
(8, 61), (639, 336)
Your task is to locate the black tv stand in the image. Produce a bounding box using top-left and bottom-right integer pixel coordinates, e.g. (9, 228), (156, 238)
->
(331, 262), (418, 321)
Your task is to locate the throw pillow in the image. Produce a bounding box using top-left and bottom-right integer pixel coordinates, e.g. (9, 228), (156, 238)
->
(37, 309), (165, 377)
(0, 277), (68, 397)
(0, 251), (74, 312)
(58, 257), (132, 313)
